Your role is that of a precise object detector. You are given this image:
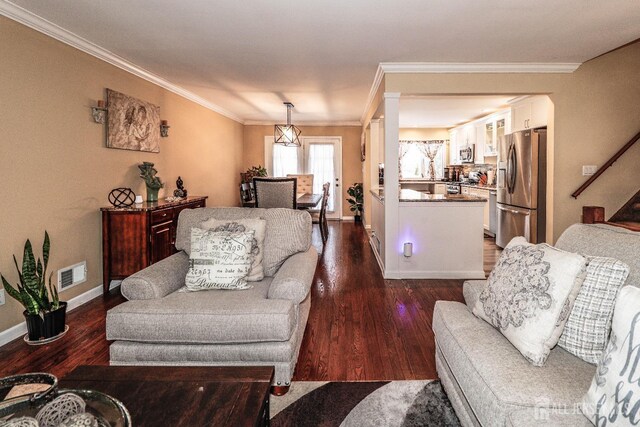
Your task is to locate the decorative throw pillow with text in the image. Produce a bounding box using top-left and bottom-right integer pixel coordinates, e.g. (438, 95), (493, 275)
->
(581, 285), (640, 426)
(185, 228), (254, 291)
(472, 236), (587, 366)
(201, 218), (267, 281)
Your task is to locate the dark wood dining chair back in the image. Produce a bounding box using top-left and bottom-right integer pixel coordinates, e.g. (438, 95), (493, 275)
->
(253, 177), (298, 209)
(313, 182), (330, 242)
(239, 182), (255, 207)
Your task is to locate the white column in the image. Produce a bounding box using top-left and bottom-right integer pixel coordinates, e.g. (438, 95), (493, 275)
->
(383, 93), (400, 278)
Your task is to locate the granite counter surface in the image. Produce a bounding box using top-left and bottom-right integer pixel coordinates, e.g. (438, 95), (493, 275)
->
(370, 189), (486, 203)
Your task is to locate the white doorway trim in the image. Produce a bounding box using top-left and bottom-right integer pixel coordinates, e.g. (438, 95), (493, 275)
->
(301, 136), (343, 220)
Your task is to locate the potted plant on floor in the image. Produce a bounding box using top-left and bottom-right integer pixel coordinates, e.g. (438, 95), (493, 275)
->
(1, 231), (67, 342)
(347, 182), (364, 223)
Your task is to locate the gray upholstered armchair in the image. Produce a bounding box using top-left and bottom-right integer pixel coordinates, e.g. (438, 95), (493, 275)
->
(106, 207), (317, 387)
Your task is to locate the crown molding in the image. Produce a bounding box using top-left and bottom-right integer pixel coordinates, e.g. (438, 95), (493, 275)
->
(379, 62), (581, 74)
(244, 120), (361, 127)
(360, 61), (581, 125)
(0, 0), (243, 123)
(360, 64), (386, 124)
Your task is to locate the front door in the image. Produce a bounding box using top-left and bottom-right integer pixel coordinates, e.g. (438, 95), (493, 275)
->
(265, 136), (342, 219)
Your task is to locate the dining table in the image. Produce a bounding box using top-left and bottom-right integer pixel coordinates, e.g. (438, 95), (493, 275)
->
(296, 192), (323, 209)
(243, 192), (322, 209)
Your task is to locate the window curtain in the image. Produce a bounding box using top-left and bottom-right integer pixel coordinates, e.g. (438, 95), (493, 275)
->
(416, 140), (445, 180)
(272, 144), (300, 177)
(398, 141), (411, 179)
(307, 144), (335, 212)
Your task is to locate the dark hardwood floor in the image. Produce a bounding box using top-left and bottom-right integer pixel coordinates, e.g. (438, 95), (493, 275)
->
(0, 222), (500, 381)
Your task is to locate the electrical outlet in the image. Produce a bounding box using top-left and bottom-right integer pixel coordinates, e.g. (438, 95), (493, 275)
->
(582, 165), (598, 176)
(0, 289), (5, 305)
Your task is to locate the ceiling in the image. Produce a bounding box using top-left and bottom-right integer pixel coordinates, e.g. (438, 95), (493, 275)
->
(399, 96), (513, 128)
(4, 0), (640, 124)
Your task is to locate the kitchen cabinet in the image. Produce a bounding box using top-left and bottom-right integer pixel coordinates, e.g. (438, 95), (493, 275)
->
(475, 123), (486, 164)
(511, 96), (549, 132)
(464, 186), (492, 234)
(461, 124), (476, 147)
(450, 109), (511, 164)
(434, 183), (446, 195)
(101, 196), (207, 294)
(448, 130), (459, 165)
(484, 111), (510, 157)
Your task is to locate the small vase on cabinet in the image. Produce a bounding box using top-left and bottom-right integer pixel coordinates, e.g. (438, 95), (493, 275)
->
(146, 186), (159, 202)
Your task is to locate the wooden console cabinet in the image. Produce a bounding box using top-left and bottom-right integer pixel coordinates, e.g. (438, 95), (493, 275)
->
(101, 196), (207, 293)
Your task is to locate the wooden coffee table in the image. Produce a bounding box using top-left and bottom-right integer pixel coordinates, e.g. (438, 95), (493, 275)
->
(60, 366), (274, 426)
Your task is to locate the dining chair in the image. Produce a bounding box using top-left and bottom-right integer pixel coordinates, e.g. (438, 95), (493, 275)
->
(239, 182), (255, 207)
(312, 182), (330, 242)
(253, 177), (297, 209)
(286, 174), (314, 195)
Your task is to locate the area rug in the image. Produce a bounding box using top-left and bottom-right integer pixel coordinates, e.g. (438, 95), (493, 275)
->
(270, 380), (461, 427)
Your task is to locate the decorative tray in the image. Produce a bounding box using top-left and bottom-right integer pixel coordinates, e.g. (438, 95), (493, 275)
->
(0, 374), (131, 427)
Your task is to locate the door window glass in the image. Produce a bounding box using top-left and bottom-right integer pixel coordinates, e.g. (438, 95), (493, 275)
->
(307, 143), (335, 212)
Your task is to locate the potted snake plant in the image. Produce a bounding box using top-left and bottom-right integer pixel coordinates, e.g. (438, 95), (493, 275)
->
(1, 231), (66, 341)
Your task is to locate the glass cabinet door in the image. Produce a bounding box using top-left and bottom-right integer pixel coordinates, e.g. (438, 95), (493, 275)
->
(485, 122), (495, 155)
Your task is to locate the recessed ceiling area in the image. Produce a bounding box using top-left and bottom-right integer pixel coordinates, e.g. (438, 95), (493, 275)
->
(3, 0), (640, 123)
(399, 96), (514, 128)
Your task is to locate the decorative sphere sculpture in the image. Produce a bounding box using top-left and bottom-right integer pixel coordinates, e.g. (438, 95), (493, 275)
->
(108, 188), (136, 208)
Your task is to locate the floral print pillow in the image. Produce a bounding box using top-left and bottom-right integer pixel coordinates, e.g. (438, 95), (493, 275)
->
(472, 237), (587, 366)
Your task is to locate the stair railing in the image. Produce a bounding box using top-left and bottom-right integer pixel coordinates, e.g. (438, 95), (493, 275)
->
(572, 129), (640, 198)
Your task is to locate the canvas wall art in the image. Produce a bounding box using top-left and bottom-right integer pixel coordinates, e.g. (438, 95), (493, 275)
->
(106, 89), (160, 153)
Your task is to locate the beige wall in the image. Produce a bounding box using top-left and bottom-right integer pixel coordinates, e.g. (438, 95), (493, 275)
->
(378, 41), (640, 241)
(243, 125), (363, 217)
(0, 17), (244, 332)
(399, 128), (449, 140)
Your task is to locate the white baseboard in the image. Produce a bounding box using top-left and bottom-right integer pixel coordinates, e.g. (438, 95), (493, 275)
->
(342, 216), (355, 221)
(383, 270), (486, 280)
(0, 323), (27, 348)
(368, 237), (385, 275)
(0, 282), (114, 347)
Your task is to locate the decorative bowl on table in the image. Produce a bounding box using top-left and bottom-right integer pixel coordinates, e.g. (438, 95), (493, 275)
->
(0, 374), (131, 427)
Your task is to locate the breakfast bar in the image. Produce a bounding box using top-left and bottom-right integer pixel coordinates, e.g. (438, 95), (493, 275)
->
(370, 189), (487, 279)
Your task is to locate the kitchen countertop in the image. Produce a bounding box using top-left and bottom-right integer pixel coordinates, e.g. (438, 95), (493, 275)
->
(371, 189), (486, 203)
(458, 183), (497, 190)
(399, 179), (447, 184)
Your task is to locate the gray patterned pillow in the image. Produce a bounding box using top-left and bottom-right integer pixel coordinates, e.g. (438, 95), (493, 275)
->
(472, 237), (587, 366)
(185, 228), (254, 291)
(581, 285), (640, 425)
(558, 257), (630, 364)
(201, 218), (267, 282)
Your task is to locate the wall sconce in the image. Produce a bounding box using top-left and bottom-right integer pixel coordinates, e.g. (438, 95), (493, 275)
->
(160, 120), (170, 137)
(403, 242), (413, 257)
(91, 100), (107, 124)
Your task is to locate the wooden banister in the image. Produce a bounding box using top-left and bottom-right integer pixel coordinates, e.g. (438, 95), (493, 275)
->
(572, 129), (640, 198)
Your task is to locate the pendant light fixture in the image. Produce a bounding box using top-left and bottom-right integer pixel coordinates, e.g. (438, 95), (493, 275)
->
(274, 102), (301, 147)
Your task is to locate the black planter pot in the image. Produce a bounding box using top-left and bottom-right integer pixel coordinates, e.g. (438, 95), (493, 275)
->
(43, 302), (67, 338)
(354, 214), (362, 223)
(52, 302), (67, 335)
(23, 312), (43, 341)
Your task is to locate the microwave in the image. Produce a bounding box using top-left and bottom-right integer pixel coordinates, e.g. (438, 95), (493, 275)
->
(459, 144), (475, 163)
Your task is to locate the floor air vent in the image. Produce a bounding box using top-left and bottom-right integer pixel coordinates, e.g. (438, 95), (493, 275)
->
(57, 261), (87, 291)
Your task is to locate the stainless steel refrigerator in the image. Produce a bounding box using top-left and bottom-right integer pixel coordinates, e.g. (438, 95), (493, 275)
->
(496, 128), (547, 248)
